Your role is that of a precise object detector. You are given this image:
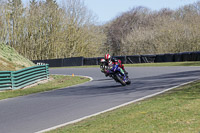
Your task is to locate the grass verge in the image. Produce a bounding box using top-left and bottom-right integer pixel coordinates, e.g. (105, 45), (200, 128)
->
(47, 80), (200, 133)
(0, 43), (35, 71)
(125, 61), (200, 67)
(0, 75), (90, 100)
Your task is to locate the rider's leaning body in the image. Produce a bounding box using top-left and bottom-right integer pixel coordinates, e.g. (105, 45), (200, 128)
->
(104, 54), (127, 80)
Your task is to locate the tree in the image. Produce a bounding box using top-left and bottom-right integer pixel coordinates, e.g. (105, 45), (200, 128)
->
(6, 0), (24, 48)
(61, 0), (104, 57)
(105, 7), (151, 56)
(105, 3), (200, 55)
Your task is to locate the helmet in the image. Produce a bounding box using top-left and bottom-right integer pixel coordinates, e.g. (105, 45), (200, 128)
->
(105, 54), (111, 61)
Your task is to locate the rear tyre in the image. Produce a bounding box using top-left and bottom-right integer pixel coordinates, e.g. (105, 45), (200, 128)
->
(116, 73), (126, 86)
(126, 79), (131, 85)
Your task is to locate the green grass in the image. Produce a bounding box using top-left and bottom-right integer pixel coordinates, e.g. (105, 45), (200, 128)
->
(47, 80), (200, 133)
(50, 61), (200, 69)
(0, 75), (90, 100)
(0, 43), (35, 71)
(125, 61), (200, 67)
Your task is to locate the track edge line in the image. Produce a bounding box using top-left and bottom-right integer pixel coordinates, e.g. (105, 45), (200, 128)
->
(35, 78), (199, 133)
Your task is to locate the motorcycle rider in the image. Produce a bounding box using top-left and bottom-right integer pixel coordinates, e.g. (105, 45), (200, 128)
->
(104, 54), (128, 81)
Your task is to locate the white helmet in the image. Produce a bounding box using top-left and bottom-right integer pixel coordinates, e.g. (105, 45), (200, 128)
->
(105, 54), (111, 61)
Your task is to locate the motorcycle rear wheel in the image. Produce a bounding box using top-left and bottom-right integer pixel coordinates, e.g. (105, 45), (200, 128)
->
(116, 73), (126, 86)
(126, 79), (131, 85)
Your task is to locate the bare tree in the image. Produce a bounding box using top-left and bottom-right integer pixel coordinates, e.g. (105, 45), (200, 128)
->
(105, 2), (200, 55)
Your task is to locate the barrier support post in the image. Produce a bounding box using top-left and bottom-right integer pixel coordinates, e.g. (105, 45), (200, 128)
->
(10, 71), (14, 89)
(45, 64), (49, 79)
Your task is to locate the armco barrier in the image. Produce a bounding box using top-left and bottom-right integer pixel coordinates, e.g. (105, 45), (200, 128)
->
(190, 52), (200, 61)
(155, 54), (165, 62)
(63, 57), (83, 66)
(181, 52), (191, 61)
(84, 58), (98, 65)
(190, 52), (198, 61)
(32, 51), (200, 67)
(174, 53), (182, 62)
(155, 54), (174, 62)
(141, 55), (156, 63)
(164, 54), (174, 62)
(33, 59), (62, 67)
(126, 55), (141, 63)
(0, 65), (49, 90)
(33, 57), (84, 67)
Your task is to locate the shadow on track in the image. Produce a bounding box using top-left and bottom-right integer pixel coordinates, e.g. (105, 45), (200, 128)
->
(29, 70), (200, 98)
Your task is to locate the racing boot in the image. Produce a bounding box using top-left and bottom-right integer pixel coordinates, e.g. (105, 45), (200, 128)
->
(124, 69), (128, 76)
(123, 73), (127, 82)
(120, 68), (127, 82)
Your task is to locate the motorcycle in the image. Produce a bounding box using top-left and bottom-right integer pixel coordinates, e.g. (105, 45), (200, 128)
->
(100, 59), (131, 86)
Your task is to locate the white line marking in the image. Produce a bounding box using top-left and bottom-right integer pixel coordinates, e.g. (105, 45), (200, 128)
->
(36, 79), (199, 133)
(51, 74), (93, 81)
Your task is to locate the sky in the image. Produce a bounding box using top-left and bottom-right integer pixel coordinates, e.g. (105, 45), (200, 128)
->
(83, 0), (199, 23)
(22, 0), (200, 23)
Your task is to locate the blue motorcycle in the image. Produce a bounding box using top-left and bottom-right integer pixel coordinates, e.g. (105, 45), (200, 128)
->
(100, 59), (131, 86)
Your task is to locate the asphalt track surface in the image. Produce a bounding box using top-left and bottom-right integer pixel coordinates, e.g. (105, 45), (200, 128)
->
(0, 66), (200, 133)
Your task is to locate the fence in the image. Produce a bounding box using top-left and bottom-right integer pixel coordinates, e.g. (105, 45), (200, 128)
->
(0, 64), (49, 91)
(32, 51), (200, 67)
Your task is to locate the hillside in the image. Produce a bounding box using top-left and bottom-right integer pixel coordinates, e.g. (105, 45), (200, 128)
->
(0, 43), (35, 71)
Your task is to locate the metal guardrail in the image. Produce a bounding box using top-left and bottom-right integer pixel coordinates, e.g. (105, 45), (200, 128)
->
(0, 64), (49, 90)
